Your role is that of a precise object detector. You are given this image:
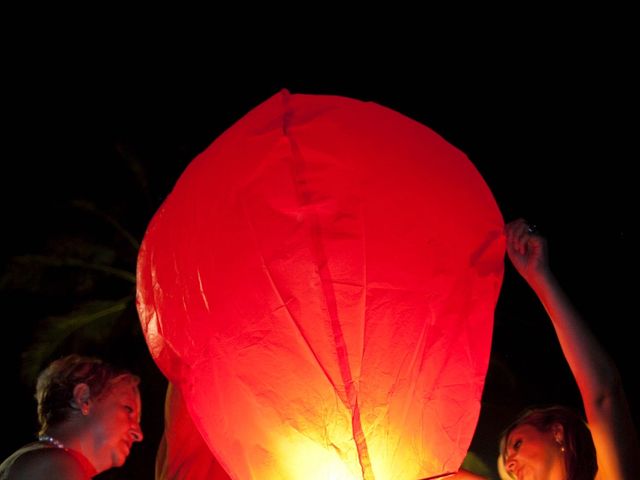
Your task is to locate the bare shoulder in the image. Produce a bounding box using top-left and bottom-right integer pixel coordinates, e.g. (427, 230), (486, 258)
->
(8, 447), (89, 480)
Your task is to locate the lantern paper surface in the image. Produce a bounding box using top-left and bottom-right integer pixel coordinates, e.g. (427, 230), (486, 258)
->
(156, 383), (231, 479)
(137, 90), (505, 480)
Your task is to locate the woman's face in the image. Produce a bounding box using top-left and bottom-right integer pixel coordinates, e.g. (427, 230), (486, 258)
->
(503, 424), (565, 480)
(87, 380), (143, 472)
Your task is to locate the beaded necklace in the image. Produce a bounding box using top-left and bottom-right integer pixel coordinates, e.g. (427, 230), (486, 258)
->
(38, 434), (65, 449)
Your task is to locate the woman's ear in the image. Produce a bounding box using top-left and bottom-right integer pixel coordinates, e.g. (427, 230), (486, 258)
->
(552, 423), (565, 447)
(71, 383), (91, 415)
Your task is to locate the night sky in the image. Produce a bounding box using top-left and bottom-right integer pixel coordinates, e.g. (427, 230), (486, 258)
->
(1, 29), (636, 479)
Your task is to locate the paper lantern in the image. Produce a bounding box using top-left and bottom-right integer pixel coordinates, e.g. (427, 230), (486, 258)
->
(156, 383), (231, 479)
(137, 90), (504, 480)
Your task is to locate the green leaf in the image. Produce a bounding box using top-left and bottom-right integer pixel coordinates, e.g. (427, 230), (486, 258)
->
(461, 450), (496, 479)
(21, 297), (134, 384)
(12, 254), (136, 284)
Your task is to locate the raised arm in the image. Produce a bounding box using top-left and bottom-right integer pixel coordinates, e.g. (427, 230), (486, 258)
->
(505, 218), (639, 479)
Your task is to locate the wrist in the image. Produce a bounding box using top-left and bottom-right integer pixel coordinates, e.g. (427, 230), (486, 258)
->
(526, 266), (555, 294)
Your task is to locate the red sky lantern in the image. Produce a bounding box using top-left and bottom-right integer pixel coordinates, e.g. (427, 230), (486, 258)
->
(137, 90), (504, 479)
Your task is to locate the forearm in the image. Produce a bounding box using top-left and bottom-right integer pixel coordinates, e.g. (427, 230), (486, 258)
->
(530, 269), (622, 411)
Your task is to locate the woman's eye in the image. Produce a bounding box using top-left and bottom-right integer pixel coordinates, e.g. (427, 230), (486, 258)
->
(124, 405), (134, 414)
(513, 439), (522, 450)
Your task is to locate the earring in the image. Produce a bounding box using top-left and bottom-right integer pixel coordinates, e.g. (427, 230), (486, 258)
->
(555, 437), (565, 453)
(81, 405), (89, 416)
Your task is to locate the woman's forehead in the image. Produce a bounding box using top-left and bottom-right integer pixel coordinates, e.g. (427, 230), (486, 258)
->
(508, 424), (542, 442)
(108, 380), (141, 402)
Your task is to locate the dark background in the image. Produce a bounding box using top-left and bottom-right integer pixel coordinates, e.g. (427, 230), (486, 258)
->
(1, 23), (636, 479)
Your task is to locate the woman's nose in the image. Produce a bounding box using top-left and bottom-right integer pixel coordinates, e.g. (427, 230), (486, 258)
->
(130, 422), (144, 442)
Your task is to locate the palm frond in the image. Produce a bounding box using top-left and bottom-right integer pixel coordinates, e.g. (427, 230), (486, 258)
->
(21, 297), (134, 384)
(461, 451), (495, 479)
(12, 254), (136, 284)
(70, 199), (141, 251)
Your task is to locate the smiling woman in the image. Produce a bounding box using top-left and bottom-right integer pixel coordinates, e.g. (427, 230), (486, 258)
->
(0, 355), (143, 480)
(500, 406), (596, 480)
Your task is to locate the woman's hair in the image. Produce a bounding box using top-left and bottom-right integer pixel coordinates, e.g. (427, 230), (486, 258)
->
(35, 354), (140, 434)
(499, 405), (597, 480)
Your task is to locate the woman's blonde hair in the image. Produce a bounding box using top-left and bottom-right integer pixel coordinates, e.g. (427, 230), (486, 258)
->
(35, 354), (139, 434)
